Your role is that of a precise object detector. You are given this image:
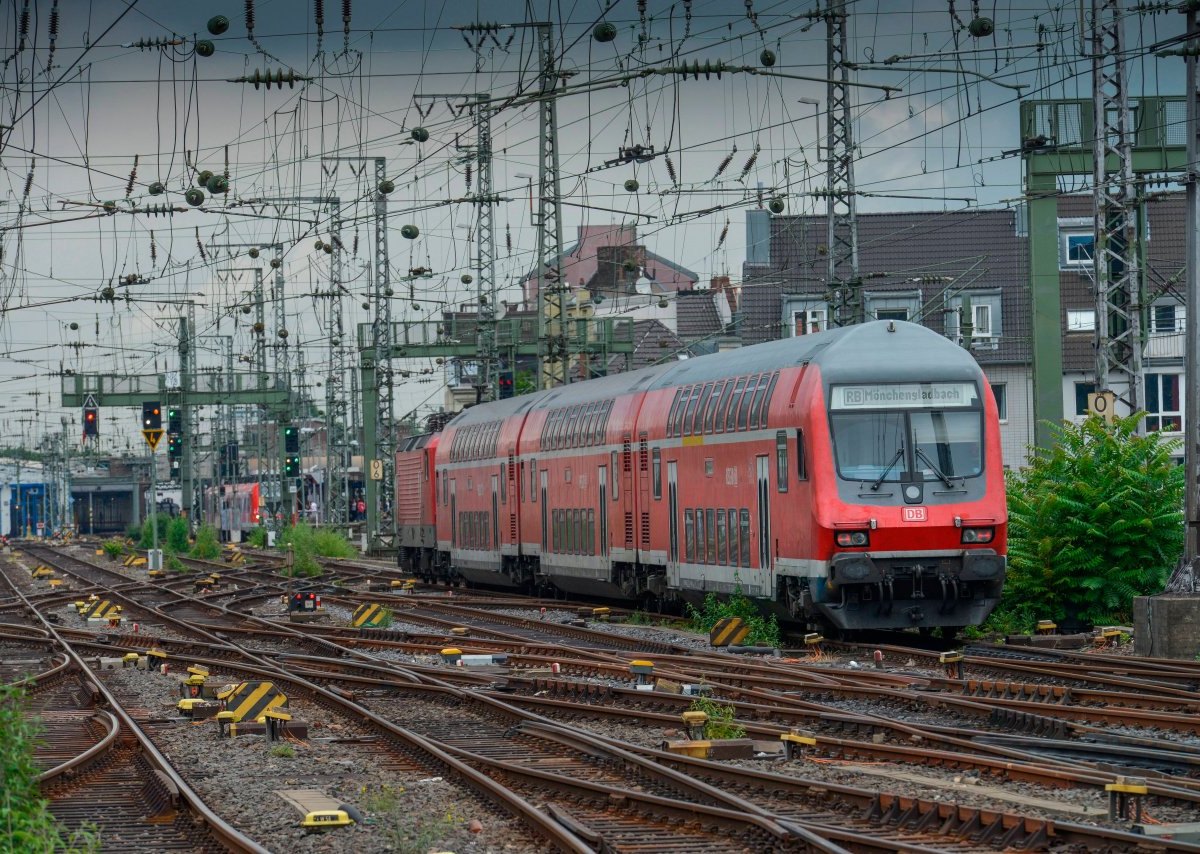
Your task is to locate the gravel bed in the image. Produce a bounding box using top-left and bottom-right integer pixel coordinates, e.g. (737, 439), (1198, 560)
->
(97, 667), (545, 853)
(485, 607), (717, 649)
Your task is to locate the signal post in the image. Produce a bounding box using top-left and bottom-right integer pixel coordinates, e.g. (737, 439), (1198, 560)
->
(142, 401), (164, 570)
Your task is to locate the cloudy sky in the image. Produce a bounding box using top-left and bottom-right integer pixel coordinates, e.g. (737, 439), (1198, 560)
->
(0, 0), (1188, 454)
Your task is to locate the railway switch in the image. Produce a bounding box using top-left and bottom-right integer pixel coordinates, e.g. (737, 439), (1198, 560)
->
(121, 653), (140, 668)
(1106, 776), (1148, 822)
(1036, 620), (1057, 635)
(803, 633), (825, 656)
(450, 626), (471, 637)
(780, 729), (818, 761)
(441, 648), (463, 664)
(939, 650), (965, 679)
(681, 710), (708, 740)
(629, 660), (655, 690)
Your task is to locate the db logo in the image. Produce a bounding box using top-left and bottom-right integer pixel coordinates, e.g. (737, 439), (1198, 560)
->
(902, 507), (928, 522)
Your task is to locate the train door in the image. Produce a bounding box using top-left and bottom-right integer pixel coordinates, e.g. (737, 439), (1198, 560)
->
(756, 455), (772, 569)
(450, 479), (457, 549)
(667, 461), (678, 564)
(598, 466), (608, 556)
(539, 469), (549, 551)
(491, 474), (499, 551)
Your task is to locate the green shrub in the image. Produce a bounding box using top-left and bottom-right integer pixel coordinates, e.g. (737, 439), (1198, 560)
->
(125, 522), (142, 541)
(166, 517), (190, 554)
(137, 515), (170, 549)
(269, 744), (295, 758)
(246, 527), (267, 549)
(312, 528), (355, 558)
(190, 524), (221, 560)
(101, 539), (125, 559)
(166, 554), (187, 573)
(688, 695), (745, 739)
(277, 523), (323, 577)
(686, 587), (780, 647)
(1002, 413), (1185, 630)
(0, 684), (101, 852)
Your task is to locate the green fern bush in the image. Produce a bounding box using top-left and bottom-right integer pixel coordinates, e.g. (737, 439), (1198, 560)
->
(1003, 413), (1184, 629)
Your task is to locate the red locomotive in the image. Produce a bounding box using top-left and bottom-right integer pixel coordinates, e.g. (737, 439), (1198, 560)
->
(397, 321), (1006, 632)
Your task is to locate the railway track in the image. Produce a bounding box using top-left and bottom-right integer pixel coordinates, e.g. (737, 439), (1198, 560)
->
(9, 543), (1200, 851)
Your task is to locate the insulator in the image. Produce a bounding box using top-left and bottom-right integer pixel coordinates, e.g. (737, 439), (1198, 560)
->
(138, 204), (177, 217)
(196, 228), (207, 260)
(48, 1), (59, 41)
(197, 170), (214, 186)
(738, 144), (760, 182)
(361, 301), (370, 310)
(410, 127), (430, 143)
(253, 321), (265, 333)
(125, 273), (137, 285)
(235, 67), (310, 89)
(717, 218), (730, 249)
(678, 60), (728, 80)
(125, 155), (139, 198)
(593, 22), (617, 42)
(69, 321), (79, 331)
(148, 181), (165, 195)
(323, 243), (333, 254)
(196, 40), (215, 57)
(270, 257), (282, 269)
(207, 15), (230, 35)
(378, 179), (395, 194)
(666, 155), (678, 185)
(760, 49), (776, 67)
(713, 146), (737, 180)
(465, 163), (472, 192)
(315, 0), (324, 29)
(245, 0), (255, 33)
(18, 3), (30, 41)
(131, 37), (185, 50)
(150, 231), (158, 264)
(768, 197), (785, 214)
(241, 305), (252, 314)
(401, 224), (419, 240)
(505, 223), (512, 253)
(624, 179), (639, 192)
(277, 328), (289, 339)
(206, 175), (229, 194)
(102, 200), (117, 214)
(185, 188), (205, 206)
(22, 166), (34, 200)
(385, 287), (393, 296)
(461, 273), (473, 284)
(314, 239), (325, 250)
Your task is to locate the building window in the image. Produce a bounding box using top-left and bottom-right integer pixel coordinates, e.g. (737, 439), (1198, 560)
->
(876, 308), (908, 321)
(791, 309), (826, 336)
(1074, 382), (1095, 416)
(1061, 231), (1095, 267)
(1151, 303), (1183, 334)
(1067, 310), (1095, 332)
(990, 383), (1007, 422)
(973, 304), (993, 338)
(1146, 374), (1182, 432)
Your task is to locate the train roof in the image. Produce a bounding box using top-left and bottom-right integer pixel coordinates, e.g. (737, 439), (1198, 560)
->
(444, 321), (982, 428)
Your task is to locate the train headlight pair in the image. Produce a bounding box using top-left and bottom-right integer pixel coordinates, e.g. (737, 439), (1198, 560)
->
(961, 527), (995, 544)
(835, 530), (869, 548)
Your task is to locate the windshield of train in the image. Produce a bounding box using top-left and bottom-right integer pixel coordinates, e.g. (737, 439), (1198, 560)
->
(828, 382), (983, 483)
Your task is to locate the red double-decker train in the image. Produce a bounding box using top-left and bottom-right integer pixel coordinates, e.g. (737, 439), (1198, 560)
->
(397, 321), (1006, 632)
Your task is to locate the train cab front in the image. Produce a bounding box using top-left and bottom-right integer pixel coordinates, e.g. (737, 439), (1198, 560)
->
(814, 380), (1006, 632)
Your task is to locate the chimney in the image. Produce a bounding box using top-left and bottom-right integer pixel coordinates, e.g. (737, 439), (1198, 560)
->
(710, 275), (735, 313)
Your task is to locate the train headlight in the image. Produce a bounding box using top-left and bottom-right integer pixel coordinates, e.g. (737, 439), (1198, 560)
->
(961, 527), (994, 544)
(835, 530), (869, 548)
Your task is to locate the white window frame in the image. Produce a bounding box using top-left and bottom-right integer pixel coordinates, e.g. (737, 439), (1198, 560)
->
(790, 308), (826, 337)
(972, 303), (993, 338)
(989, 383), (1008, 423)
(1145, 373), (1183, 433)
(1067, 309), (1095, 332)
(1061, 231), (1095, 268)
(1150, 302), (1184, 334)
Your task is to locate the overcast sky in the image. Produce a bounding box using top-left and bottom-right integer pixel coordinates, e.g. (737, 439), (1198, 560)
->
(0, 0), (1188, 454)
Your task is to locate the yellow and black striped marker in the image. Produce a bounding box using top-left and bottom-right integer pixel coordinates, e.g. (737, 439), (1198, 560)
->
(709, 616), (750, 647)
(30, 565), (53, 577)
(351, 603), (389, 628)
(220, 680), (287, 722)
(80, 599), (121, 620)
(224, 550), (245, 564)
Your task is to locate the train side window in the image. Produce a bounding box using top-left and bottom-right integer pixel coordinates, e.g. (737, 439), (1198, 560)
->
(576, 509), (584, 555)
(652, 449), (662, 499)
(572, 509), (581, 554)
(727, 509), (739, 565)
(716, 510), (727, 564)
(690, 382), (714, 435)
(705, 509), (716, 563)
(684, 510), (695, 562)
(713, 380), (735, 434)
(530, 459), (537, 501)
(776, 431), (788, 493)
(611, 451), (620, 499)
(725, 377), (747, 432)
(588, 509), (596, 555)
(738, 375), (761, 431)
(441, 469), (448, 505)
(796, 429), (808, 480)
(740, 509), (752, 566)
(667, 388), (685, 438)
(703, 381), (725, 434)
(551, 510), (558, 552)
(682, 385), (703, 436)
(499, 465), (507, 503)
(756, 372), (780, 429)
(695, 510), (707, 564)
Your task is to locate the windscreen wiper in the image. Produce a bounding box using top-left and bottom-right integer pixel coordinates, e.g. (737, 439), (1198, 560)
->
(916, 446), (958, 489)
(870, 446), (905, 491)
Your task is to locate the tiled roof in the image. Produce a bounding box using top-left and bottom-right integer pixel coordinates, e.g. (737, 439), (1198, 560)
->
(740, 209), (1029, 364)
(608, 319), (686, 373)
(676, 290), (724, 344)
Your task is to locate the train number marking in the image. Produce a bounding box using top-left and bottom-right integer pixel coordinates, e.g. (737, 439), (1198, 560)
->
(901, 507), (928, 522)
